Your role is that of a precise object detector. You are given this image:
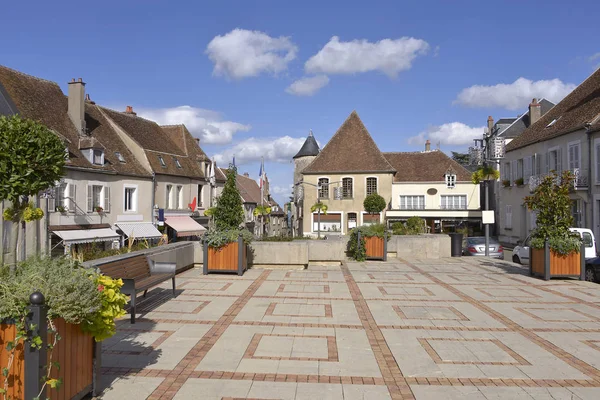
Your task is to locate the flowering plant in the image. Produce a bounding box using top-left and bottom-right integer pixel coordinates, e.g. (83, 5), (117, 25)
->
(81, 275), (128, 341)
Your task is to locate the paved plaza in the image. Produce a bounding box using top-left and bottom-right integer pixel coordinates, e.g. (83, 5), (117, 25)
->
(98, 257), (600, 399)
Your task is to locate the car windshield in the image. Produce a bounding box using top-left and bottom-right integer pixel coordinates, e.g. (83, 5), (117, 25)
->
(467, 237), (499, 245)
(582, 232), (593, 247)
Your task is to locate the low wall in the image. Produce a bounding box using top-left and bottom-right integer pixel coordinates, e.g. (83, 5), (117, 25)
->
(307, 240), (347, 263)
(250, 241), (308, 268)
(387, 234), (451, 259)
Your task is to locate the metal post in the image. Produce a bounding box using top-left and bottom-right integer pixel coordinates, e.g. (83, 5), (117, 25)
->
(25, 291), (47, 400)
(383, 231), (388, 261)
(237, 233), (244, 276)
(544, 240), (551, 281)
(484, 179), (490, 257)
(202, 232), (208, 275)
(580, 242), (586, 281)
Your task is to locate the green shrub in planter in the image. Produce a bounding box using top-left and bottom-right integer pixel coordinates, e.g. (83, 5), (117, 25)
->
(347, 223), (389, 261)
(205, 228), (253, 249)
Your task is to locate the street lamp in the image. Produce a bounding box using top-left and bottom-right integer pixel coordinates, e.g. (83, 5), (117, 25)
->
(469, 130), (505, 257)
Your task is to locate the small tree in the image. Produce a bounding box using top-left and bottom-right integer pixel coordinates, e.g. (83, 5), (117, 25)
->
(212, 166), (244, 231)
(0, 115), (66, 265)
(451, 151), (470, 166)
(523, 170), (580, 255)
(253, 205), (271, 238)
(364, 193), (386, 215)
(310, 202), (328, 239)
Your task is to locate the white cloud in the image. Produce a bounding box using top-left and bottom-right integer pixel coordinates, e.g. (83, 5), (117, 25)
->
(137, 106), (250, 145)
(589, 52), (600, 61)
(206, 28), (298, 79)
(408, 122), (486, 146)
(271, 184), (293, 196)
(304, 36), (429, 78)
(214, 136), (306, 165)
(454, 77), (576, 110)
(286, 75), (330, 96)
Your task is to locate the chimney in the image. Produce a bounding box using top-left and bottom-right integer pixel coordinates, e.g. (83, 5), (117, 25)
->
(124, 105), (137, 116)
(85, 93), (95, 105)
(243, 172), (249, 177)
(487, 116), (494, 135)
(529, 98), (541, 126)
(194, 138), (200, 145)
(68, 78), (86, 135)
(425, 140), (431, 152)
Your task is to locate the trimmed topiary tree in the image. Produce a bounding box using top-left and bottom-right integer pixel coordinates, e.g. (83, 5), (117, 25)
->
(363, 193), (386, 215)
(212, 165), (244, 231)
(0, 115), (66, 265)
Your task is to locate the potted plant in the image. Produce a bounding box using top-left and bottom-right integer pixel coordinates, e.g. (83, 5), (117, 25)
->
(203, 165), (252, 276)
(471, 165), (500, 184)
(515, 177), (525, 186)
(94, 206), (104, 213)
(502, 179), (511, 187)
(524, 170), (583, 280)
(56, 204), (67, 213)
(348, 223), (389, 261)
(0, 257), (127, 399)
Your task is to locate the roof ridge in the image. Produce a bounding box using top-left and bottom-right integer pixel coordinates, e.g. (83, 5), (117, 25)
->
(159, 124), (185, 128)
(97, 104), (163, 125)
(0, 65), (61, 87)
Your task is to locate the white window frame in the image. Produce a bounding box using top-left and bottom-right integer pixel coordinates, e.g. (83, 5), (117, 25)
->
(440, 194), (467, 210)
(166, 184), (174, 209)
(176, 185), (184, 209)
(123, 185), (138, 213)
(523, 156), (533, 181)
(568, 140), (581, 172)
(399, 195), (425, 210)
(92, 149), (104, 166)
(317, 177), (330, 199)
(86, 182), (110, 213)
(312, 211), (343, 234)
(503, 162), (511, 181)
(341, 176), (354, 199)
(505, 205), (513, 229)
(547, 145), (561, 173)
(365, 176), (378, 196)
(445, 174), (456, 189)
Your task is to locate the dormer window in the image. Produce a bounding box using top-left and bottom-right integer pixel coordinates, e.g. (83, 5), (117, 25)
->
(115, 152), (126, 163)
(64, 147), (71, 163)
(174, 157), (182, 168)
(92, 149), (104, 165)
(158, 156), (166, 167)
(445, 173), (456, 188)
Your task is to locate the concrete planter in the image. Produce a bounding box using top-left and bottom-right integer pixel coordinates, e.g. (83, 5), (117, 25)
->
(530, 242), (585, 281)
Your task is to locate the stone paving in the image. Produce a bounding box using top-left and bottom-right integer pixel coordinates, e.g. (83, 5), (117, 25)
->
(98, 257), (600, 399)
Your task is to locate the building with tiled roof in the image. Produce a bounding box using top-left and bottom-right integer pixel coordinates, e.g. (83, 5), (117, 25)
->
(383, 144), (482, 233)
(0, 65), (211, 260)
(497, 68), (600, 246)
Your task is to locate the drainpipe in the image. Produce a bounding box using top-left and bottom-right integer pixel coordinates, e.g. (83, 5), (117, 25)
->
(586, 123), (593, 230)
(151, 173), (156, 226)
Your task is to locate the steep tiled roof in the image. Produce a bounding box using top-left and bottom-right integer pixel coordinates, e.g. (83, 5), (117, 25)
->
(293, 131), (320, 159)
(236, 174), (262, 204)
(100, 107), (204, 179)
(383, 151), (472, 182)
(0, 65), (149, 177)
(302, 111), (396, 174)
(507, 69), (600, 151)
(161, 125), (209, 162)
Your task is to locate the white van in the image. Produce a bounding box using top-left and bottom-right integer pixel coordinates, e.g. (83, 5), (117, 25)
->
(512, 228), (597, 265)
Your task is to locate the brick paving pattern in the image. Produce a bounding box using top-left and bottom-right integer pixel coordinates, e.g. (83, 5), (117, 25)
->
(98, 258), (600, 399)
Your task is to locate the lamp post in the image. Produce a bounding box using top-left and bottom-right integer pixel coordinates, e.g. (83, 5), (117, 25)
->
(469, 129), (505, 257)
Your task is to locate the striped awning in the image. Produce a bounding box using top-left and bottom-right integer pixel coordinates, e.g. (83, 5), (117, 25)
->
(52, 228), (120, 245)
(115, 222), (162, 239)
(165, 216), (206, 237)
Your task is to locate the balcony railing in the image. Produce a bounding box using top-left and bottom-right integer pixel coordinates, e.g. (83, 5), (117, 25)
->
(528, 169), (588, 192)
(440, 205), (467, 210)
(399, 205), (425, 210)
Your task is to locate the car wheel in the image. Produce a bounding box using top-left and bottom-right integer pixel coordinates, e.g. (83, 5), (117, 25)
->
(585, 267), (596, 283)
(512, 254), (521, 264)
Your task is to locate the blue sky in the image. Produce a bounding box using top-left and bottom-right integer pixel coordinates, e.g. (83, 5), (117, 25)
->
(2, 0), (600, 205)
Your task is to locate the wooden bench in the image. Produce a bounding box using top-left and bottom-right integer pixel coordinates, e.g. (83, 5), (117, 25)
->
(95, 254), (176, 323)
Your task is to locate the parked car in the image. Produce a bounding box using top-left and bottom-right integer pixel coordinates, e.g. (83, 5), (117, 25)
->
(462, 237), (504, 259)
(512, 228), (597, 265)
(584, 257), (600, 282)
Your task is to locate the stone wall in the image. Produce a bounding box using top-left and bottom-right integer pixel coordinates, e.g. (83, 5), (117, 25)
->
(387, 234), (451, 259)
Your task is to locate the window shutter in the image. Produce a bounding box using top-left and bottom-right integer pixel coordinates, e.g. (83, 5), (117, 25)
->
(545, 152), (549, 173)
(87, 185), (92, 213)
(48, 188), (56, 212)
(68, 184), (76, 212)
(104, 186), (110, 212)
(557, 148), (562, 172)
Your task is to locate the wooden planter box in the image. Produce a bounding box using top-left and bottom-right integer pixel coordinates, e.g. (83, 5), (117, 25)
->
(203, 235), (248, 276)
(530, 242), (585, 281)
(0, 318), (99, 400)
(358, 231), (388, 261)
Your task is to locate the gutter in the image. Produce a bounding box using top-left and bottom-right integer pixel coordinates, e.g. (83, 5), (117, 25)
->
(151, 172), (156, 227)
(586, 123), (593, 229)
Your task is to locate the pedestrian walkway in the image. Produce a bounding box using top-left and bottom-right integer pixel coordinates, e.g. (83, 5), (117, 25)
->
(98, 257), (600, 399)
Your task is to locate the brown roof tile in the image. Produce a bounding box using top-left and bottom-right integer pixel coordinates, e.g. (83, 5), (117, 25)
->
(383, 151), (473, 182)
(0, 65), (150, 177)
(507, 68), (600, 152)
(161, 124), (209, 162)
(302, 111), (396, 174)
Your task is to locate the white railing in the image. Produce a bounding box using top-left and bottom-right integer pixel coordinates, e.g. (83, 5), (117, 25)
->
(528, 169), (588, 192)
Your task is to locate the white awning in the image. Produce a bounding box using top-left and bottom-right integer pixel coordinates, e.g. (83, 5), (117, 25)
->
(52, 228), (120, 245)
(165, 216), (206, 237)
(115, 222), (162, 239)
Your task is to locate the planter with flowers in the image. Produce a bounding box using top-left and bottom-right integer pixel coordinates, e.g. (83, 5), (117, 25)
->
(94, 206), (104, 213)
(0, 257), (127, 399)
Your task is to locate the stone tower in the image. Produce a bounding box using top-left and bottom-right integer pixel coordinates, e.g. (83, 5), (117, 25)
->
(292, 130), (320, 236)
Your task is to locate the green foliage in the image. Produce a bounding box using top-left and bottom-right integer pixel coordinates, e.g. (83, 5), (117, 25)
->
(213, 166), (244, 230)
(310, 202), (328, 214)
(253, 205), (271, 216)
(347, 224), (389, 261)
(515, 177), (524, 186)
(0, 115), (66, 203)
(451, 151), (470, 166)
(205, 229), (253, 249)
(71, 240), (157, 262)
(363, 193), (386, 214)
(471, 166), (500, 184)
(392, 217), (426, 235)
(204, 207), (216, 217)
(80, 275), (127, 341)
(502, 179), (511, 187)
(258, 234), (293, 242)
(524, 170), (581, 255)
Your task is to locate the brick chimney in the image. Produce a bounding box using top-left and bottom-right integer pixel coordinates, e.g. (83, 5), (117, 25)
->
(243, 172), (249, 177)
(529, 98), (541, 126)
(68, 78), (86, 135)
(487, 116), (494, 135)
(425, 139), (431, 152)
(124, 105), (137, 116)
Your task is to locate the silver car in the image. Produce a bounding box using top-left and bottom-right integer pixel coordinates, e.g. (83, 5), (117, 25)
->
(462, 237), (504, 259)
